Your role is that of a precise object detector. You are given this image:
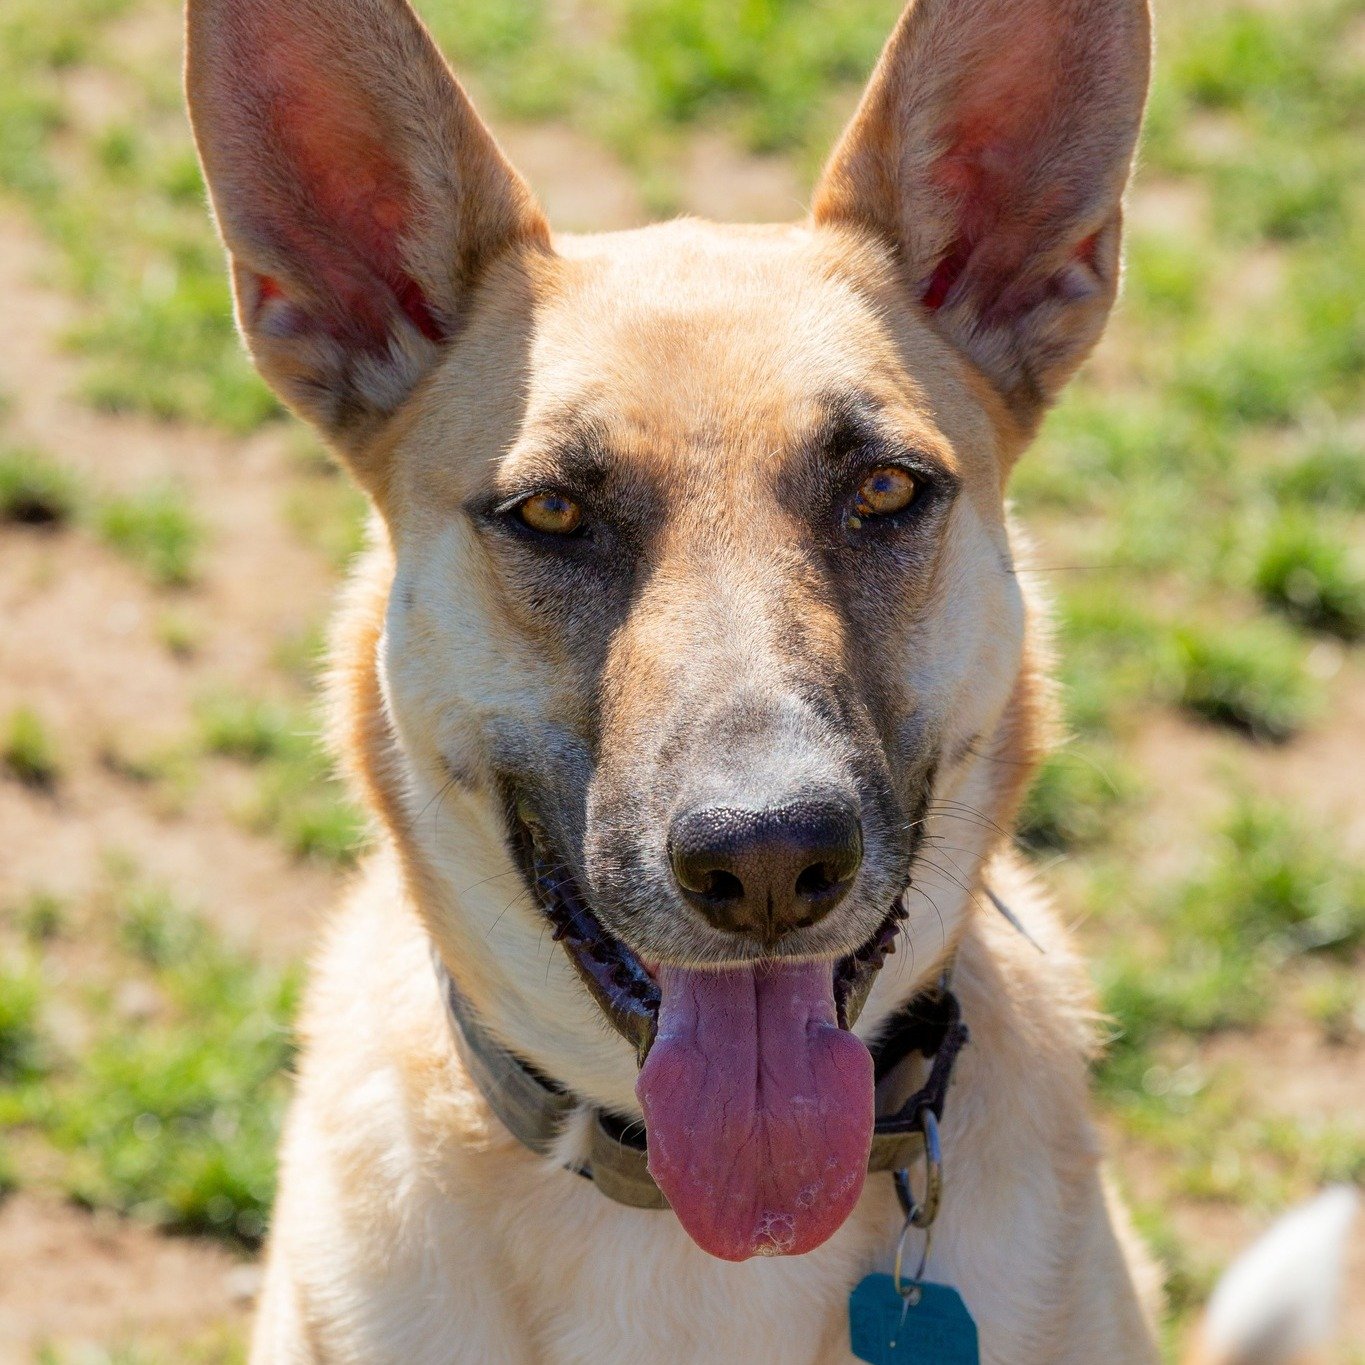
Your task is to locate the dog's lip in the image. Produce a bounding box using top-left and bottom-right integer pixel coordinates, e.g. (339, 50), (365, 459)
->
(517, 813), (906, 1059)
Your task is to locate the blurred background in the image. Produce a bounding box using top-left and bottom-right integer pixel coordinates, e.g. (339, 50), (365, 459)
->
(0, 0), (1361, 1359)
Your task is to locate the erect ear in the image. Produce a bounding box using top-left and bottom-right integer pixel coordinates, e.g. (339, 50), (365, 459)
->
(186, 0), (549, 458)
(812, 0), (1150, 430)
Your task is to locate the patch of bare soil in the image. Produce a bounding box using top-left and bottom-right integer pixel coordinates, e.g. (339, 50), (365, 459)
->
(500, 122), (647, 231)
(1129, 657), (1365, 859)
(0, 1194), (254, 1358)
(676, 131), (809, 223)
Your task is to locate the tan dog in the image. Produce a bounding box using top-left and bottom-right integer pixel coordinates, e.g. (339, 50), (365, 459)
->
(184, 0), (1327, 1359)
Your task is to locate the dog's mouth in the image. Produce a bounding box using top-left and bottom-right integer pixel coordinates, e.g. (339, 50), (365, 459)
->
(517, 806), (907, 1261)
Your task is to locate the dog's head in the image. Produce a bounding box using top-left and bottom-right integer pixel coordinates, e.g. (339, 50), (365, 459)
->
(188, 0), (1149, 1261)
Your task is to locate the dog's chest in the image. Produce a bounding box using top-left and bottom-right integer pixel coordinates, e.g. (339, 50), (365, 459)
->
(514, 1179), (892, 1365)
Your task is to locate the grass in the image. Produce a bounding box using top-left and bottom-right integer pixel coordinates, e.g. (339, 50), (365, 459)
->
(0, 444), (212, 590)
(1, 866), (299, 1249)
(1272, 431), (1365, 510)
(1253, 512), (1365, 640)
(1168, 620), (1318, 741)
(37, 1333), (247, 1365)
(197, 693), (369, 866)
(1016, 743), (1135, 855)
(0, 447), (80, 526)
(1097, 798), (1365, 1091)
(0, 442), (210, 589)
(1300, 971), (1363, 1044)
(14, 890), (67, 943)
(95, 485), (205, 588)
(2, 706), (62, 788)
(0, 954), (48, 1086)
(155, 608), (205, 660)
(0, 0), (278, 432)
(415, 0), (895, 175)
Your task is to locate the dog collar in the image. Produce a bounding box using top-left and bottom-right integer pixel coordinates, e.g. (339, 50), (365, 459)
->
(432, 950), (969, 1211)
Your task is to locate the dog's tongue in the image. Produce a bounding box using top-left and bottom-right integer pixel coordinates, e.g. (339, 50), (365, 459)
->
(636, 960), (874, 1261)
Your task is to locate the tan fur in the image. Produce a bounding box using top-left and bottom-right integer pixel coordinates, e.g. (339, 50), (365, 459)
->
(184, 0), (1177, 1357)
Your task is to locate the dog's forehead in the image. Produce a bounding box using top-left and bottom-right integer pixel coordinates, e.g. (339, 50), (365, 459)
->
(511, 220), (1009, 499)
(527, 221), (916, 433)
(404, 218), (1002, 508)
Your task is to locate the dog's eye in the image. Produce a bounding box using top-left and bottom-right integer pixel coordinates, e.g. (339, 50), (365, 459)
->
(518, 491), (582, 536)
(847, 466), (917, 529)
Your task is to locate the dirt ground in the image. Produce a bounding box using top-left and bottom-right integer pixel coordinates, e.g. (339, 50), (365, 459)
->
(0, 22), (1362, 1358)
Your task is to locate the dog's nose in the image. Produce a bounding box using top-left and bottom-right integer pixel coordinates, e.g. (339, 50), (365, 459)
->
(668, 794), (863, 942)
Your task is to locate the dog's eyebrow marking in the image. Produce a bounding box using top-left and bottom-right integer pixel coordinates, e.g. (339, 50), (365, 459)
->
(813, 391), (890, 462)
(809, 391), (956, 483)
(496, 405), (644, 498)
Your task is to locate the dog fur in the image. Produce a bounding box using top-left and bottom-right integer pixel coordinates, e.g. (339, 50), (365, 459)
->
(183, 0), (1191, 1357)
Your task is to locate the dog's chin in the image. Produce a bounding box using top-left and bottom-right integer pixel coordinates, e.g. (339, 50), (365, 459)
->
(512, 806), (909, 1262)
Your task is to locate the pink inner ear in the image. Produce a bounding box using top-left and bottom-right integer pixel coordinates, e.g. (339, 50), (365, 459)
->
(919, 21), (1071, 315)
(241, 17), (442, 347)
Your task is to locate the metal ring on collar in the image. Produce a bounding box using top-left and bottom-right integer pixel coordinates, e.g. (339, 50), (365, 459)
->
(893, 1107), (942, 1230)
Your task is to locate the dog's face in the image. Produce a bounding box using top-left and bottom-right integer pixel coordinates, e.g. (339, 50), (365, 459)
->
(189, 0), (1149, 1260)
(383, 223), (1018, 975)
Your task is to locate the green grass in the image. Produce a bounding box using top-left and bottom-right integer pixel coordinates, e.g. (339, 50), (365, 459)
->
(95, 485), (205, 588)
(1168, 620), (1317, 741)
(0, 954), (48, 1086)
(197, 693), (369, 866)
(1299, 971), (1363, 1044)
(1253, 512), (1365, 640)
(0, 0), (277, 432)
(155, 609), (205, 660)
(0, 447), (81, 526)
(283, 475), (370, 570)
(37, 1334), (247, 1365)
(1096, 799), (1365, 1094)
(1017, 743), (1136, 854)
(1271, 431), (1365, 510)
(0, 450), (215, 594)
(416, 0), (895, 169)
(13, 890), (67, 944)
(2, 706), (62, 788)
(196, 694), (299, 764)
(3, 869), (299, 1248)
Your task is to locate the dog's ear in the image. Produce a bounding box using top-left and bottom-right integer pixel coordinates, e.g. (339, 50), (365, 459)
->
(185, 0), (548, 464)
(812, 0), (1150, 430)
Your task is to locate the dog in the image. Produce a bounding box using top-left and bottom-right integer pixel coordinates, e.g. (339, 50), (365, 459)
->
(183, 0), (1351, 1359)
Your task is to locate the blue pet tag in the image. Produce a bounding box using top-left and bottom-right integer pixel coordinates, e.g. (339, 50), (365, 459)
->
(849, 1273), (979, 1364)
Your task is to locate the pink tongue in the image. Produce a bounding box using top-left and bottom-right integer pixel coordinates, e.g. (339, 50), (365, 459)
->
(636, 960), (874, 1261)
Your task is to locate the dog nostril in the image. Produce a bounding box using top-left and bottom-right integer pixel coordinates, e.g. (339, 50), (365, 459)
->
(795, 861), (839, 901)
(701, 869), (744, 903)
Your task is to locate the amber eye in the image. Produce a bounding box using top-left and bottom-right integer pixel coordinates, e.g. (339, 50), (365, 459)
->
(848, 466), (917, 529)
(518, 491), (582, 536)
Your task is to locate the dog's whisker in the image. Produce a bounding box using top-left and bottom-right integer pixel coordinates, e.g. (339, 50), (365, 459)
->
(410, 774), (457, 829)
(454, 867), (524, 899)
(904, 882), (948, 956)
